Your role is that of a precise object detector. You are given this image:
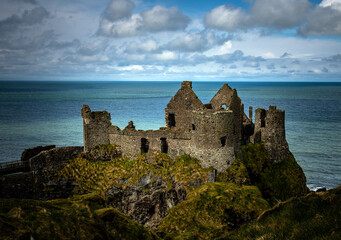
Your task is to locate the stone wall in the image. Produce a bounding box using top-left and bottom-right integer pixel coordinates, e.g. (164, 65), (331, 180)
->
(82, 105), (111, 151)
(82, 81), (290, 172)
(109, 126), (192, 159)
(165, 81), (204, 131)
(209, 85), (243, 150)
(191, 109), (235, 171)
(1, 146), (82, 199)
(252, 106), (290, 163)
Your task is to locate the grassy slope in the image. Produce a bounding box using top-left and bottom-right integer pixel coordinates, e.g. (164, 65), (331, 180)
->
(2, 143), (335, 240)
(241, 143), (309, 203)
(57, 150), (213, 196)
(157, 182), (270, 240)
(220, 186), (341, 240)
(0, 194), (160, 240)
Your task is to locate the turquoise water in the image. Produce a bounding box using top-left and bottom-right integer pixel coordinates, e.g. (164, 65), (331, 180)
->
(0, 81), (340, 190)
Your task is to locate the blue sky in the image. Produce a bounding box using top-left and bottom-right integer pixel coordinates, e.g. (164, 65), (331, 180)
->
(0, 0), (340, 81)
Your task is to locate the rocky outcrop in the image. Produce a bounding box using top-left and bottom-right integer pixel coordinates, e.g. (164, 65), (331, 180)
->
(30, 146), (83, 173)
(222, 186), (341, 240)
(241, 143), (309, 203)
(157, 182), (270, 239)
(106, 175), (187, 230)
(0, 172), (75, 199)
(21, 145), (56, 165)
(0, 194), (160, 240)
(0, 146), (83, 200)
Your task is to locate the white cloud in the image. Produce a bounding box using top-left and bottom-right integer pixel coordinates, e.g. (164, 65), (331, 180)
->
(98, 14), (142, 37)
(153, 50), (178, 61)
(141, 6), (190, 32)
(98, 3), (190, 37)
(204, 40), (232, 57)
(205, 0), (310, 31)
(249, 0), (310, 29)
(320, 0), (341, 11)
(116, 65), (144, 71)
(262, 52), (276, 59)
(125, 39), (158, 53)
(204, 5), (247, 31)
(103, 0), (135, 21)
(168, 31), (225, 52)
(298, 0), (341, 36)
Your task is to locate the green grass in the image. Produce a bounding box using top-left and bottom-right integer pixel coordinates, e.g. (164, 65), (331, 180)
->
(157, 182), (270, 240)
(241, 143), (309, 203)
(56, 146), (214, 197)
(219, 186), (341, 240)
(0, 194), (160, 240)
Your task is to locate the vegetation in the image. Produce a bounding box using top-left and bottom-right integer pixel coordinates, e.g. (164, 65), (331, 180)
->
(57, 148), (213, 196)
(0, 194), (160, 240)
(157, 182), (270, 240)
(219, 186), (341, 240)
(216, 157), (250, 185)
(241, 143), (309, 204)
(2, 143), (337, 240)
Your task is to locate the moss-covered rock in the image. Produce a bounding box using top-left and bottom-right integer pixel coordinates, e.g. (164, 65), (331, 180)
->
(241, 143), (309, 203)
(56, 149), (215, 228)
(0, 194), (160, 240)
(216, 158), (251, 185)
(157, 182), (270, 240)
(57, 151), (214, 196)
(220, 186), (341, 240)
(80, 144), (122, 162)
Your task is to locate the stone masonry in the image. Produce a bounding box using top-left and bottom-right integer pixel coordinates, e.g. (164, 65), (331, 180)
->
(82, 81), (290, 172)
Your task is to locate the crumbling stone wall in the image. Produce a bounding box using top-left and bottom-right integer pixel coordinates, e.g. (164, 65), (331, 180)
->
(210, 85), (243, 150)
(165, 81), (203, 131)
(109, 125), (192, 160)
(82, 81), (290, 173)
(82, 105), (111, 151)
(252, 106), (290, 163)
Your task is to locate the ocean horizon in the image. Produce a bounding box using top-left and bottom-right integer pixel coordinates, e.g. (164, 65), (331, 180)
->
(0, 81), (340, 190)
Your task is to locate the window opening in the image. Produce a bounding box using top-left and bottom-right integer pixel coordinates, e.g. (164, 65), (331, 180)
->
(220, 136), (227, 147)
(261, 117), (266, 127)
(160, 138), (168, 154)
(168, 113), (176, 127)
(141, 138), (149, 154)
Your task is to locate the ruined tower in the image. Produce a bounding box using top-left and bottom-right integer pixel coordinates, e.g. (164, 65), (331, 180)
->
(165, 81), (203, 131)
(252, 106), (290, 162)
(81, 105), (111, 151)
(190, 109), (235, 171)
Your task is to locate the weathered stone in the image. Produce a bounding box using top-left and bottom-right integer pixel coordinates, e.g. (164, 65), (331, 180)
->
(82, 81), (290, 172)
(21, 145), (56, 164)
(251, 106), (290, 163)
(1, 146), (82, 200)
(30, 146), (83, 173)
(106, 179), (187, 230)
(0, 172), (76, 199)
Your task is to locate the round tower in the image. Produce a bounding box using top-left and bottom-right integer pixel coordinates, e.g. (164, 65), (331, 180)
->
(191, 109), (234, 149)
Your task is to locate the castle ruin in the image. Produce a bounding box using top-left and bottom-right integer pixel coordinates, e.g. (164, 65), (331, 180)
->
(81, 81), (290, 172)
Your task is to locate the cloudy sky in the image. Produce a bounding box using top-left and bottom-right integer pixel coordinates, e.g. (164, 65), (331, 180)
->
(0, 0), (340, 81)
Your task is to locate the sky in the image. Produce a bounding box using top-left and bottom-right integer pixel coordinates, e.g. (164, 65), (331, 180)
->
(0, 0), (341, 81)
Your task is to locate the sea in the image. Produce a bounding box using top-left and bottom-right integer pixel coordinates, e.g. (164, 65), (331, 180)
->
(0, 81), (340, 190)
